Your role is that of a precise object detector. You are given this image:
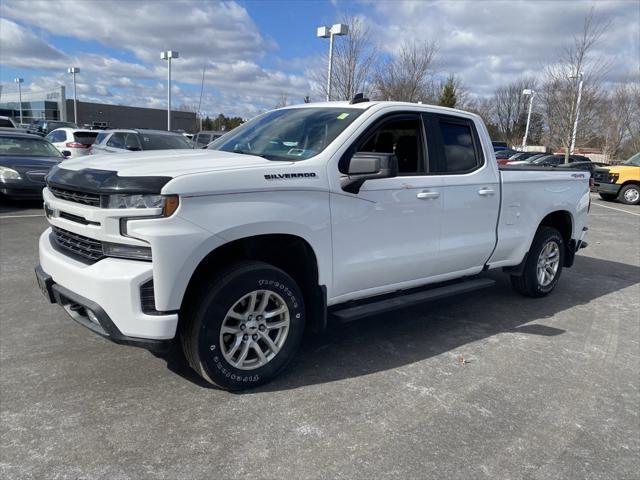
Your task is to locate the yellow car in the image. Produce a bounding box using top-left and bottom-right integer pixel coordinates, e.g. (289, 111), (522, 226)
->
(594, 153), (640, 205)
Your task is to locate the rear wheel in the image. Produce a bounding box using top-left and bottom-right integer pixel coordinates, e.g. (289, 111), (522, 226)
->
(511, 226), (564, 297)
(617, 184), (640, 205)
(181, 261), (305, 390)
(598, 193), (617, 201)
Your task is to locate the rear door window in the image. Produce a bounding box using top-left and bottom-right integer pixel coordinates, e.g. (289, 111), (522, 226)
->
(425, 115), (483, 174)
(0, 118), (14, 127)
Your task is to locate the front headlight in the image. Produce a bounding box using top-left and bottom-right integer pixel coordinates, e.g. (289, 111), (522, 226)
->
(107, 194), (179, 216)
(0, 166), (21, 181)
(610, 173), (619, 183)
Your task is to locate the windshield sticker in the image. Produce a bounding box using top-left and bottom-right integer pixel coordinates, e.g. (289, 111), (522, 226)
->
(337, 113), (350, 120)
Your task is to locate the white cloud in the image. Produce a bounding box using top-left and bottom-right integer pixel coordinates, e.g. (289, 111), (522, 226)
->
(0, 1), (312, 117)
(366, 0), (639, 95)
(1, 0), (637, 117)
(0, 18), (69, 69)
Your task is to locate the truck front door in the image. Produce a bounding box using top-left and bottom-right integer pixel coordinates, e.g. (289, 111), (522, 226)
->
(330, 113), (443, 300)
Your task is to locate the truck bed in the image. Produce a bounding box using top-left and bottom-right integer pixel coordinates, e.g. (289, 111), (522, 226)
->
(487, 167), (591, 269)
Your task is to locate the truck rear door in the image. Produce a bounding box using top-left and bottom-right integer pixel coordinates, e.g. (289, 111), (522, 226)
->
(422, 113), (500, 274)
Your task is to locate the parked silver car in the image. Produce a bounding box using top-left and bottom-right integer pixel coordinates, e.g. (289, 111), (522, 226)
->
(90, 129), (193, 154)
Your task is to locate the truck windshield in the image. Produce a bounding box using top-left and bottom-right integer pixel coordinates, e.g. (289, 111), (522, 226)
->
(207, 107), (364, 161)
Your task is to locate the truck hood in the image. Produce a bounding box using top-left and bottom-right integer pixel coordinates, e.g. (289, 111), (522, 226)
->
(59, 149), (291, 177)
(607, 164), (640, 174)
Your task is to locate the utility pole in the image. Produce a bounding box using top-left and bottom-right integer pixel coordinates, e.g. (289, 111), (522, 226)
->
(317, 24), (348, 101)
(521, 89), (536, 151)
(569, 72), (584, 159)
(14, 78), (24, 125)
(161, 50), (179, 131)
(67, 67), (80, 125)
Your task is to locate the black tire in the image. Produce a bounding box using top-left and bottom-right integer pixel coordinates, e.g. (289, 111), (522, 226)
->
(181, 261), (305, 390)
(598, 193), (617, 201)
(510, 226), (565, 298)
(617, 184), (640, 205)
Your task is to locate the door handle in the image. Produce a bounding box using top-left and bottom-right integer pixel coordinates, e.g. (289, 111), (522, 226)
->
(478, 188), (496, 196)
(417, 191), (440, 200)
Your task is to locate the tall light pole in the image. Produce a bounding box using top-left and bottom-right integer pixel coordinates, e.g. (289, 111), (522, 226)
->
(67, 67), (80, 125)
(569, 72), (584, 157)
(14, 78), (24, 125)
(317, 23), (348, 101)
(521, 88), (536, 151)
(161, 50), (179, 131)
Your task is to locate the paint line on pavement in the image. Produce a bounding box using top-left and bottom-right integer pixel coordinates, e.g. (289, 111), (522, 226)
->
(591, 202), (640, 217)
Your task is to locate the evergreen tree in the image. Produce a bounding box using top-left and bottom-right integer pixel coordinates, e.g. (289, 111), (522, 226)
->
(438, 75), (457, 108)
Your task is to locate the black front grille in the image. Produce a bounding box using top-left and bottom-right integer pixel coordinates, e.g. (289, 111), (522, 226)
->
(49, 186), (101, 207)
(593, 171), (608, 182)
(51, 227), (104, 262)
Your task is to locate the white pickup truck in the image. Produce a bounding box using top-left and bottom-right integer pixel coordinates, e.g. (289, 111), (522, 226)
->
(36, 100), (590, 390)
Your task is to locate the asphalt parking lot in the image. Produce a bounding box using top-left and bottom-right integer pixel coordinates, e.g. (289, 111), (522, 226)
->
(1, 195), (638, 479)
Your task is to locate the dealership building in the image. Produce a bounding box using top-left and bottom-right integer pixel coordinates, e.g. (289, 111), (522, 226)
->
(0, 86), (197, 132)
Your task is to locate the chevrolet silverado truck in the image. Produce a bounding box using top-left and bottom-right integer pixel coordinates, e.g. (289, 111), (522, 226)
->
(593, 152), (640, 205)
(35, 100), (590, 390)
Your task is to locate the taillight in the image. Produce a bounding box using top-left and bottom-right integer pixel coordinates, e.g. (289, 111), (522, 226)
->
(65, 142), (90, 148)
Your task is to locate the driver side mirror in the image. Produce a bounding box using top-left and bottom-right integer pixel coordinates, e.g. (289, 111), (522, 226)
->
(61, 150), (71, 158)
(341, 152), (398, 194)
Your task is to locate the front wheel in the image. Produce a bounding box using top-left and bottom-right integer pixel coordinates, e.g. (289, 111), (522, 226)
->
(181, 261), (305, 390)
(511, 226), (565, 297)
(617, 184), (640, 205)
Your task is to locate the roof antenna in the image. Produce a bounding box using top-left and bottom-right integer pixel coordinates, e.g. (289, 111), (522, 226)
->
(350, 93), (369, 104)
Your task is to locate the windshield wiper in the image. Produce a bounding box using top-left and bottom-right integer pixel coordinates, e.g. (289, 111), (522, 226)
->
(231, 150), (289, 161)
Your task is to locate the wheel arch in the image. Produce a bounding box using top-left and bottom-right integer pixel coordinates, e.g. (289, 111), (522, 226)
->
(619, 180), (640, 187)
(539, 210), (575, 267)
(180, 233), (327, 335)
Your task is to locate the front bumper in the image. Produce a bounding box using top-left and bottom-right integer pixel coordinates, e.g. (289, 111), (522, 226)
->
(0, 179), (46, 198)
(37, 229), (178, 347)
(595, 182), (620, 195)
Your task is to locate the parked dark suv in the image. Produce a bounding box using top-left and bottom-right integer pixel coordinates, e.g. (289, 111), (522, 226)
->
(90, 129), (193, 154)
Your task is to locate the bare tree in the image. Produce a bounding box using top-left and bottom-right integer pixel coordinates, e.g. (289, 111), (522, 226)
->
(274, 93), (289, 109)
(465, 96), (501, 140)
(599, 83), (635, 159)
(492, 77), (537, 147)
(313, 16), (378, 101)
(373, 40), (438, 102)
(540, 9), (610, 161)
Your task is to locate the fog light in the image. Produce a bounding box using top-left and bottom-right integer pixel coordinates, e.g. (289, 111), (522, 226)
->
(103, 242), (152, 261)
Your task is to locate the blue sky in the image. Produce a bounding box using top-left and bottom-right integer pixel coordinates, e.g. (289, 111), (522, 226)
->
(1, 0), (638, 118)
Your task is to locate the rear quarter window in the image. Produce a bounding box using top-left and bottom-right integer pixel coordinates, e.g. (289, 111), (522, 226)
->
(436, 119), (482, 173)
